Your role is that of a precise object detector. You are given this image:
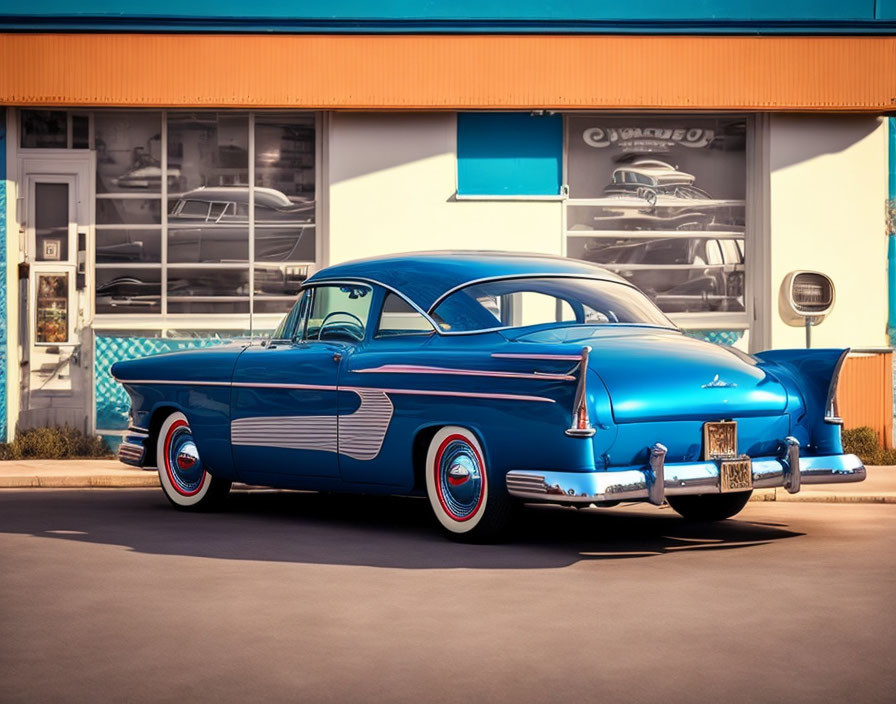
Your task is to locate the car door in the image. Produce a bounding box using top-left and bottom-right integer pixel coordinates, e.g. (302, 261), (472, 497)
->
(230, 282), (374, 484)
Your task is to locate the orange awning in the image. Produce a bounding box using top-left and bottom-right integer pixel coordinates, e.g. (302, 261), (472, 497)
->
(1, 33), (894, 110)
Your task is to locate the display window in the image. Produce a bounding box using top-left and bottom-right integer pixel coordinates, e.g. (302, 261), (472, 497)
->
(87, 110), (318, 320)
(565, 116), (747, 318)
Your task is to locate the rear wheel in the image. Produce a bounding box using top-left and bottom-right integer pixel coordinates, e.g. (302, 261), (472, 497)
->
(156, 411), (231, 510)
(425, 426), (513, 543)
(667, 491), (752, 521)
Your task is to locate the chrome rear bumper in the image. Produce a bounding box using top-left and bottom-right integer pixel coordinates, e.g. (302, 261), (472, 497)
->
(505, 453), (865, 505)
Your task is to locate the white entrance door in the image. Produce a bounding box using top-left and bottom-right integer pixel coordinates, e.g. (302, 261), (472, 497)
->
(20, 157), (93, 431)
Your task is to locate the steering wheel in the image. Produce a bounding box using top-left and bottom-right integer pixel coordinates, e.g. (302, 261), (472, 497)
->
(318, 311), (365, 342)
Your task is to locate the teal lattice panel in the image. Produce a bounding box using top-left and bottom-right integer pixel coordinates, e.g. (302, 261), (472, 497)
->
(685, 330), (744, 346)
(94, 335), (234, 431)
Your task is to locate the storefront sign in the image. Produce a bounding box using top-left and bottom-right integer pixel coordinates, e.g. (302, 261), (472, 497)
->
(582, 126), (715, 150)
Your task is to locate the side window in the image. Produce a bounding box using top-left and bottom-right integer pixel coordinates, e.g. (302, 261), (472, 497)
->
(305, 284), (373, 342)
(272, 289), (309, 341)
(376, 293), (435, 337)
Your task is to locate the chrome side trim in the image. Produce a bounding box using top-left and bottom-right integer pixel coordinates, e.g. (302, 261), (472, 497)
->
(113, 378), (233, 386)
(113, 380), (554, 404)
(353, 364), (575, 382)
(127, 426), (150, 436)
(231, 388), (393, 461)
(505, 453), (865, 505)
(232, 381), (337, 391)
(492, 353), (583, 361)
(342, 386), (555, 404)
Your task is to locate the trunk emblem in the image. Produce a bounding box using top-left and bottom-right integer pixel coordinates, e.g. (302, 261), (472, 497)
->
(702, 374), (737, 389)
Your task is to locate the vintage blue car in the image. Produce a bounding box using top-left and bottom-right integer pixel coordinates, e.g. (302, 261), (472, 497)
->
(113, 251), (865, 541)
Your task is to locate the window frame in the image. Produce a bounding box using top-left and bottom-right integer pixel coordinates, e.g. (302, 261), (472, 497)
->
(562, 112), (754, 333)
(374, 290), (437, 339)
(16, 108), (322, 331)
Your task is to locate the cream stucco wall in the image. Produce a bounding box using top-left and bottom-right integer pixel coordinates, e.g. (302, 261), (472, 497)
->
(767, 115), (888, 350)
(327, 113), (563, 265)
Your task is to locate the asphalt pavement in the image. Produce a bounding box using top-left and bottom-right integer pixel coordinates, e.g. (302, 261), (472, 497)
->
(0, 489), (893, 703)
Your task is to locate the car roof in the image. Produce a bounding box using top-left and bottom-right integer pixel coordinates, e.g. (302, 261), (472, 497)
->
(305, 251), (628, 312)
(177, 186), (294, 209)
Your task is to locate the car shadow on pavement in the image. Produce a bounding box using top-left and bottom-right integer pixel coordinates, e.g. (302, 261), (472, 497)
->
(0, 489), (805, 569)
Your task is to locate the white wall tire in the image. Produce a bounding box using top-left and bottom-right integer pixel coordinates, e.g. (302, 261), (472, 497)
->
(156, 411), (230, 510)
(425, 426), (512, 542)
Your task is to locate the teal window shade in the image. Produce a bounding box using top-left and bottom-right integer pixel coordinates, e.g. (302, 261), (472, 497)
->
(457, 113), (562, 196)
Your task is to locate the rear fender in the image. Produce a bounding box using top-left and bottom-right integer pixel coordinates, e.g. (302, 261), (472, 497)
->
(754, 348), (848, 454)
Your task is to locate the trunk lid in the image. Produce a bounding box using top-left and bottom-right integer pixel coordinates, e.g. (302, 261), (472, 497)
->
(506, 326), (788, 423)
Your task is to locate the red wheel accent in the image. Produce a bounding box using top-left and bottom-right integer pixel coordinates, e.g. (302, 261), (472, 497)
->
(433, 433), (486, 522)
(163, 419), (206, 497)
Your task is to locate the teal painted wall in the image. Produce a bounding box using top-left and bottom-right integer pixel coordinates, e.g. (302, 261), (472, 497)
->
(0, 1), (881, 20)
(457, 113), (562, 196)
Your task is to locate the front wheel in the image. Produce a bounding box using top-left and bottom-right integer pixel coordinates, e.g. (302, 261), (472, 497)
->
(156, 411), (231, 510)
(425, 426), (513, 543)
(667, 491), (752, 521)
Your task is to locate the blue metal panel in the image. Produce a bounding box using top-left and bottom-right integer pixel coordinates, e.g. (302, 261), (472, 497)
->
(1, 1), (892, 33)
(0, 109), (6, 443)
(457, 113), (562, 196)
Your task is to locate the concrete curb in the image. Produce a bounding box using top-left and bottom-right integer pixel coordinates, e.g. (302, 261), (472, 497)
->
(0, 475), (160, 488)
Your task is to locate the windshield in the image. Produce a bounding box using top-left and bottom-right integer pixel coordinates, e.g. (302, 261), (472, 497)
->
(429, 277), (674, 333)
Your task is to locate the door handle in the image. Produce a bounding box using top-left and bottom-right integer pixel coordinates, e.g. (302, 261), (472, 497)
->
(333, 353), (343, 363)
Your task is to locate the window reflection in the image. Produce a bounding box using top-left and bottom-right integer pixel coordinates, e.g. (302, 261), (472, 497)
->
(21, 110), (67, 149)
(96, 229), (161, 264)
(93, 111), (315, 316)
(168, 112), (249, 194)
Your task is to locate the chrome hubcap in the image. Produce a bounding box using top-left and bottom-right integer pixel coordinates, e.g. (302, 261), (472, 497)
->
(166, 428), (203, 493)
(438, 440), (483, 520)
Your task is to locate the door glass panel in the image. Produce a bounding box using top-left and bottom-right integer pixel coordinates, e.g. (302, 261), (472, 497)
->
(305, 285), (372, 341)
(36, 273), (69, 343)
(21, 110), (67, 149)
(35, 182), (70, 261)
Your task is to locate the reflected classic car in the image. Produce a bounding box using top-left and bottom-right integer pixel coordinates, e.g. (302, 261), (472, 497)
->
(583, 237), (745, 312)
(603, 159), (711, 204)
(114, 252), (865, 541)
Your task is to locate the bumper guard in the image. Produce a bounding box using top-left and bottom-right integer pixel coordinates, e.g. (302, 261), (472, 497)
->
(506, 451), (865, 505)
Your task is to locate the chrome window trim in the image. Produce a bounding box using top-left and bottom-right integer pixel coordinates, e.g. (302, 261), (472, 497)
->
(301, 277), (441, 336)
(425, 273), (678, 336)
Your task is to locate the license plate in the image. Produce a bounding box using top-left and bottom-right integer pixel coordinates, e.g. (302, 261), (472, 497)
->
(720, 458), (753, 493)
(703, 421), (737, 460)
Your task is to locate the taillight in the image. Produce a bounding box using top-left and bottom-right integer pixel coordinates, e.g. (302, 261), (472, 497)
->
(565, 346), (595, 438)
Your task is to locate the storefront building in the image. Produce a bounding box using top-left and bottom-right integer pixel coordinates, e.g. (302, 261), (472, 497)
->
(1, 3), (895, 447)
